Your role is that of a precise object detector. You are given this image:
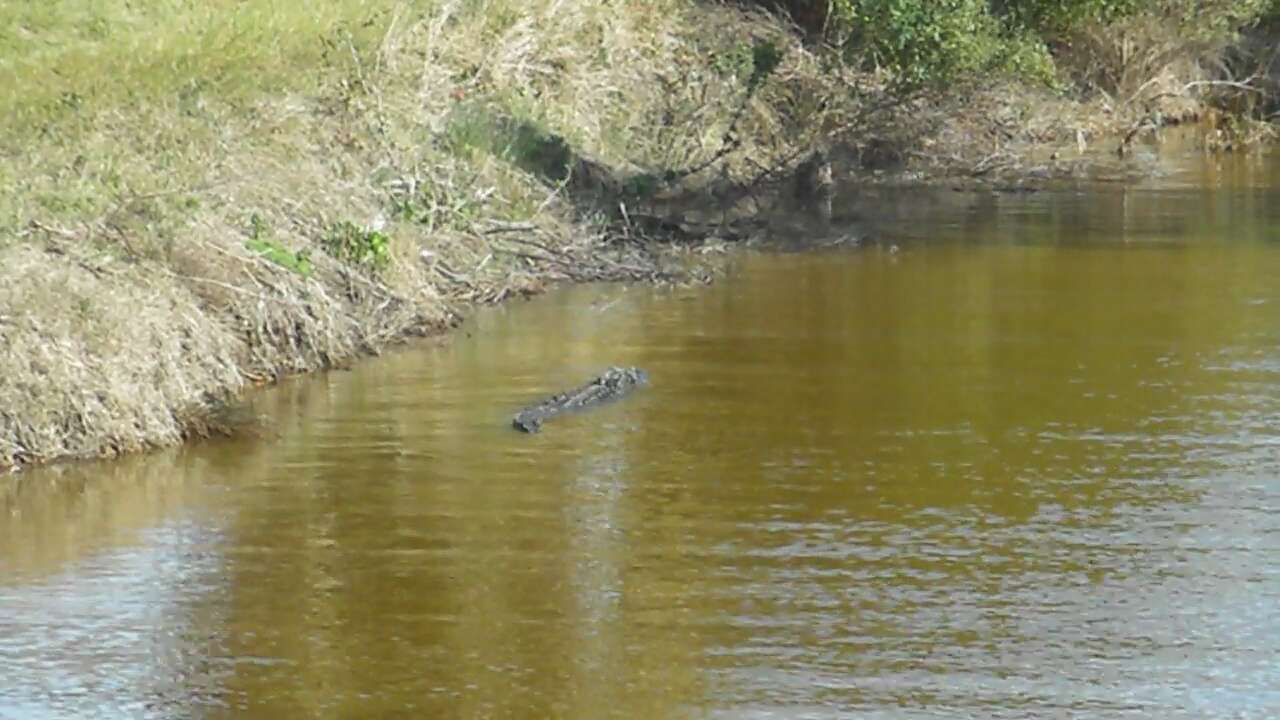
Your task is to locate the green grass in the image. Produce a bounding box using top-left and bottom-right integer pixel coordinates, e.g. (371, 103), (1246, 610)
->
(0, 0), (422, 131)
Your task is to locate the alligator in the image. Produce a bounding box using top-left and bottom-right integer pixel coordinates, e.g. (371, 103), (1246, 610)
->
(512, 366), (648, 433)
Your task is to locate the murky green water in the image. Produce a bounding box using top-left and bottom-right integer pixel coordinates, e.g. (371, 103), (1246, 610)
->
(4, 151), (1280, 719)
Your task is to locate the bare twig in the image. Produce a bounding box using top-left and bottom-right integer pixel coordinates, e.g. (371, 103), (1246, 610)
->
(481, 221), (538, 235)
(26, 219), (79, 239)
(154, 267), (275, 301)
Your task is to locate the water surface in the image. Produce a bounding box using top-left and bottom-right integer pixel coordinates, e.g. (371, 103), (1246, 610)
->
(3, 149), (1280, 719)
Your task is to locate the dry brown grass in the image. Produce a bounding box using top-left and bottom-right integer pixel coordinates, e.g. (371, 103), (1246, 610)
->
(0, 244), (243, 463)
(1045, 2), (1273, 120)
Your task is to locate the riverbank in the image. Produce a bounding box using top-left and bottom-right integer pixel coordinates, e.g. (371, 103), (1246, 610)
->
(1, 0), (1275, 471)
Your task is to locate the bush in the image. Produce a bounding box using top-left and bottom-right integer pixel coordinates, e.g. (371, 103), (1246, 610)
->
(755, 0), (1274, 95)
(991, 0), (1143, 35)
(1042, 1), (1272, 97)
(820, 0), (1058, 88)
(832, 0), (1005, 86)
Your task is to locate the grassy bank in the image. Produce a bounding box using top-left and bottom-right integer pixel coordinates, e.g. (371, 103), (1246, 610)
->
(0, 0), (830, 469)
(2, 0), (1276, 471)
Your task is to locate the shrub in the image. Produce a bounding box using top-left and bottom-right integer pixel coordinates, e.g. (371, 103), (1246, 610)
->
(991, 0), (1143, 35)
(1043, 0), (1273, 98)
(755, 0), (1273, 96)
(831, 0), (1006, 86)
(815, 0), (1058, 89)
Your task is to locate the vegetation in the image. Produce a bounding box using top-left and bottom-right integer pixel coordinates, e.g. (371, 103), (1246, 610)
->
(767, 0), (1279, 110)
(2, 0), (1278, 470)
(246, 215), (313, 277)
(833, 0), (1035, 86)
(322, 222), (391, 272)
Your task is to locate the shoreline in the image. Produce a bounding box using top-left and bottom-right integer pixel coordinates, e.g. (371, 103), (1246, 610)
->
(1, 1), (1270, 474)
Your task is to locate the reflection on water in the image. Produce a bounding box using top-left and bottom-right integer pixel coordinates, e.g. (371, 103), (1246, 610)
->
(3, 152), (1280, 718)
(0, 455), (232, 718)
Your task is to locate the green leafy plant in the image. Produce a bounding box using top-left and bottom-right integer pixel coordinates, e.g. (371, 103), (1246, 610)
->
(832, 0), (1004, 87)
(245, 213), (313, 277)
(322, 220), (391, 270)
(992, 0), (1143, 35)
(749, 40), (784, 90)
